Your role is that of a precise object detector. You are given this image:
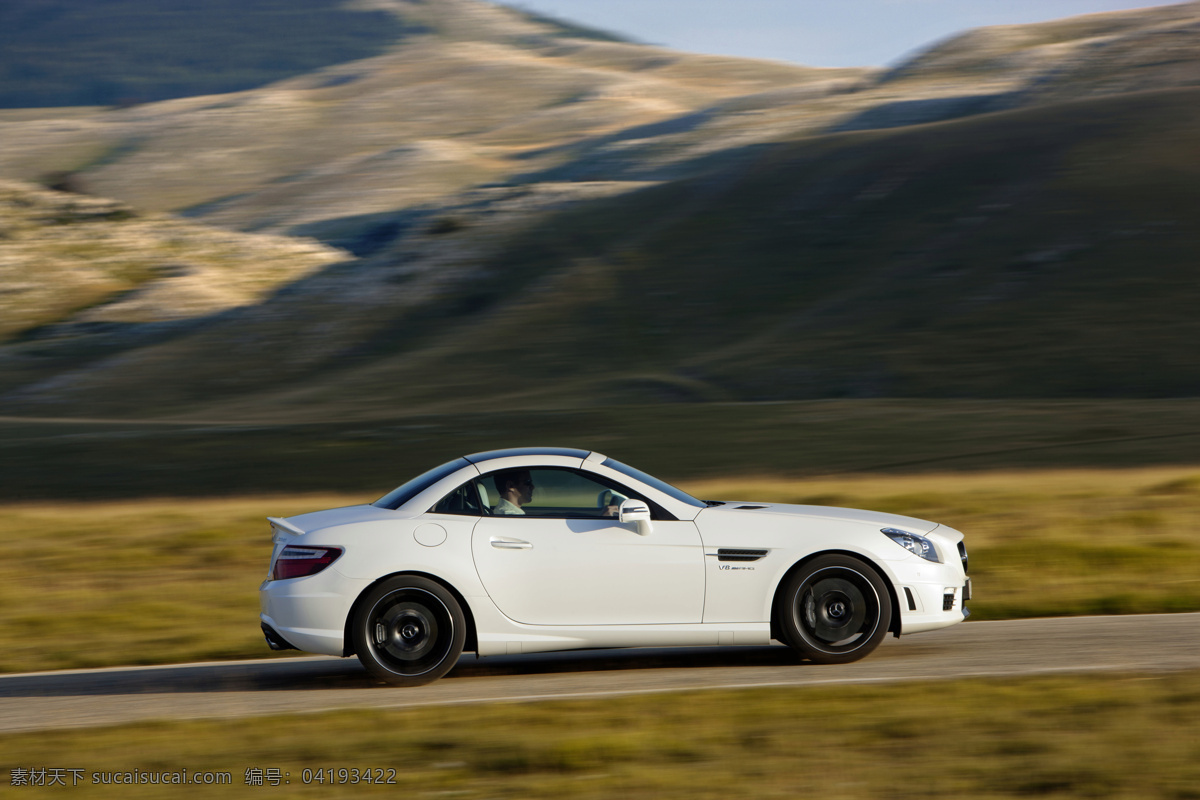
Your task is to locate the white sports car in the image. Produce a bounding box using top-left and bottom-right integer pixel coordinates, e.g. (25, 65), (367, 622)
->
(260, 448), (971, 685)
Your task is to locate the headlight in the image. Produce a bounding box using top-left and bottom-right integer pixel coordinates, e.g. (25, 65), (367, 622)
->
(881, 528), (941, 563)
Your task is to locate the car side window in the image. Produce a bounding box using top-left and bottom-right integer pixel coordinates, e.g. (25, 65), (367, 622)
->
(482, 467), (669, 520)
(430, 480), (486, 516)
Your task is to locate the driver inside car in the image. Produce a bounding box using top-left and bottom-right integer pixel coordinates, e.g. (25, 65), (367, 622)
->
(492, 469), (534, 515)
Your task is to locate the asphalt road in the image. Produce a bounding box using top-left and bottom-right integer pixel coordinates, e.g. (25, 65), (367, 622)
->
(2, 613), (1198, 734)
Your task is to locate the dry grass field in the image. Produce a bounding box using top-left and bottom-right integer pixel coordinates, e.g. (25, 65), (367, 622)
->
(2, 671), (1198, 797)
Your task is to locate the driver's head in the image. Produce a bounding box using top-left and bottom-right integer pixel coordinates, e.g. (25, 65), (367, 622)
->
(493, 469), (533, 505)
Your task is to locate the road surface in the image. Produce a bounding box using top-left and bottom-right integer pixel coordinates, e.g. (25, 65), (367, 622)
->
(1, 614), (1197, 734)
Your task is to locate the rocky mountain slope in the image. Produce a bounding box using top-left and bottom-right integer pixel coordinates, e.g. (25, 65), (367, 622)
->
(0, 0), (1197, 420)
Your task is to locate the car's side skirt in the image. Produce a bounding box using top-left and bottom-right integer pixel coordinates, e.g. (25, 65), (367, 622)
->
(473, 622), (772, 656)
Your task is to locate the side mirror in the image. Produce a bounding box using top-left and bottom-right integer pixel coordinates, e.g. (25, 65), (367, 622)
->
(618, 499), (653, 536)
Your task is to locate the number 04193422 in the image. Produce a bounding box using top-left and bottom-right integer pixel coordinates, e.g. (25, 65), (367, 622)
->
(301, 768), (398, 785)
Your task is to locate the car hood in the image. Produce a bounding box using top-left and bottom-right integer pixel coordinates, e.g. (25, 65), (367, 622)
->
(700, 502), (940, 534)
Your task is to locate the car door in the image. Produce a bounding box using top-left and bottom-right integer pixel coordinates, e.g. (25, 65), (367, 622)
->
(470, 467), (705, 625)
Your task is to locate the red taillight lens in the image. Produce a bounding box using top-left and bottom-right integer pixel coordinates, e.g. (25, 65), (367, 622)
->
(272, 545), (343, 581)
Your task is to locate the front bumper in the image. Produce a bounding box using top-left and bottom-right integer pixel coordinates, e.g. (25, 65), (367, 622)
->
(893, 564), (971, 635)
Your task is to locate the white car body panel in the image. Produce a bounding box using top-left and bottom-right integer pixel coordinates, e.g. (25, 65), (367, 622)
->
(692, 503), (963, 627)
(472, 516), (705, 625)
(260, 448), (970, 670)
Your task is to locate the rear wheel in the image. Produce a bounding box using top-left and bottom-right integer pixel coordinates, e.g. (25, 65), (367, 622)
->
(352, 576), (466, 686)
(779, 555), (891, 664)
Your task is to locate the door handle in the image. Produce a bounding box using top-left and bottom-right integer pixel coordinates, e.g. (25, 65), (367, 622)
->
(490, 537), (533, 550)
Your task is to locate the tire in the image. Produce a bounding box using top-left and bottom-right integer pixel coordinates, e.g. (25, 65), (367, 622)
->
(779, 555), (892, 665)
(352, 576), (466, 686)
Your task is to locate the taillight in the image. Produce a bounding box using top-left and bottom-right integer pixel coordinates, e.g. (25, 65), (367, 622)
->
(272, 545), (343, 580)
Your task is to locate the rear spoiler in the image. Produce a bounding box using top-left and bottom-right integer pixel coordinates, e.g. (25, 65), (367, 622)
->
(267, 516), (305, 536)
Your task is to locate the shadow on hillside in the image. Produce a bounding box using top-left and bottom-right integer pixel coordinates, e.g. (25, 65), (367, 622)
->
(291, 208), (435, 257)
(828, 92), (1021, 132)
(515, 108), (716, 165)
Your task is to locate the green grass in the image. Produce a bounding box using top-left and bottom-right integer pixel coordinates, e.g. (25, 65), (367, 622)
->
(2, 466), (1199, 674)
(3, 672), (1200, 797)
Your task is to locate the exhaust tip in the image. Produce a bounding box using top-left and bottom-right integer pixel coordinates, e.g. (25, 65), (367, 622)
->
(261, 622), (297, 651)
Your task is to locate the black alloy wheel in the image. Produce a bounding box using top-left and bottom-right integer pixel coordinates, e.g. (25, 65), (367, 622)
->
(352, 576), (466, 686)
(780, 554), (892, 664)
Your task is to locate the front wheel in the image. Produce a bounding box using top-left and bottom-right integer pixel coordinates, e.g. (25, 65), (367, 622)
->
(352, 576), (466, 686)
(779, 555), (892, 664)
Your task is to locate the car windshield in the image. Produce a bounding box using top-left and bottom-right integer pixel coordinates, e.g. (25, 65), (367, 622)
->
(601, 457), (706, 509)
(373, 458), (471, 510)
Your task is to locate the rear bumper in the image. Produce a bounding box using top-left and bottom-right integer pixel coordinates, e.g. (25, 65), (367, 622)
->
(259, 568), (366, 657)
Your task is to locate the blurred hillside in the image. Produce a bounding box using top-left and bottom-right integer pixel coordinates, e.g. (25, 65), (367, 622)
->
(0, 180), (345, 340)
(0, 0), (417, 108)
(0, 0), (1198, 422)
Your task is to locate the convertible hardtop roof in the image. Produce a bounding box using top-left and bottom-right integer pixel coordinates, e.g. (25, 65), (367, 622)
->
(463, 447), (599, 465)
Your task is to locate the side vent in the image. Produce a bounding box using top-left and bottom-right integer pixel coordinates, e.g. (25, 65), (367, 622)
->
(717, 548), (769, 562)
(904, 587), (917, 611)
(734, 505), (768, 510)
